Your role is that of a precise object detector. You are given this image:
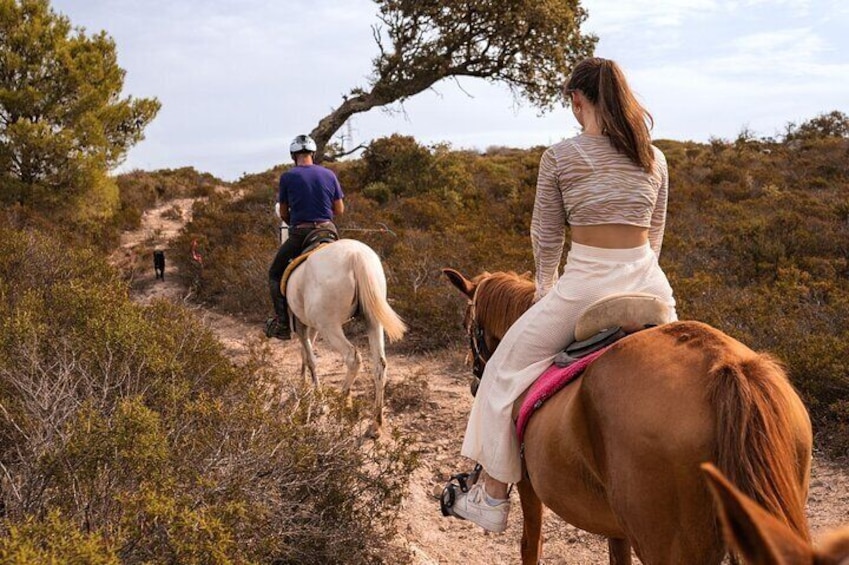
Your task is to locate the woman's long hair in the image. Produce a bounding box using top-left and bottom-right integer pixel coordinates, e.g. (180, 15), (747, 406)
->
(566, 58), (655, 172)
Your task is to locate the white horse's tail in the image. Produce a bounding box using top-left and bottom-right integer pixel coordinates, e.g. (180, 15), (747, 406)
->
(352, 250), (407, 342)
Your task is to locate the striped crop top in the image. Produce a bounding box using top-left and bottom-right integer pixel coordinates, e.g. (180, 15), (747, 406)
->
(530, 133), (669, 297)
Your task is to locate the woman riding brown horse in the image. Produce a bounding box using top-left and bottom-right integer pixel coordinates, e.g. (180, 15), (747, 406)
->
(447, 57), (680, 536)
(444, 268), (813, 565)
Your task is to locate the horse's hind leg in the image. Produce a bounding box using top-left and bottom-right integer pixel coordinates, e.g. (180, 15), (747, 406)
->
(517, 479), (543, 565)
(608, 538), (632, 564)
(365, 323), (388, 438)
(298, 327), (320, 387)
(320, 325), (361, 402)
(607, 465), (724, 564)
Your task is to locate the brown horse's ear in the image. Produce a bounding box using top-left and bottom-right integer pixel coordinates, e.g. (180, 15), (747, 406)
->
(700, 463), (812, 565)
(818, 525), (849, 563)
(442, 268), (476, 299)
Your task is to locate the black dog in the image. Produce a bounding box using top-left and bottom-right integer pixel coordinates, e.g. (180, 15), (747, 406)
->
(153, 249), (165, 280)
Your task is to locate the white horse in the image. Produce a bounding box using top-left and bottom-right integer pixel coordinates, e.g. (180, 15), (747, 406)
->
(284, 237), (407, 437)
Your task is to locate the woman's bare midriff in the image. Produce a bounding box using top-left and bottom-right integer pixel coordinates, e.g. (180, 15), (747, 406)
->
(570, 224), (649, 249)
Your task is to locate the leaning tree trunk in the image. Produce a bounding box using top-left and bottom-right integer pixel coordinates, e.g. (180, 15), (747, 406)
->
(309, 94), (384, 163)
(309, 69), (450, 161)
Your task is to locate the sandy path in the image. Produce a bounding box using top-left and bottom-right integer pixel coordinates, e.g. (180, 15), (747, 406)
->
(117, 194), (849, 564)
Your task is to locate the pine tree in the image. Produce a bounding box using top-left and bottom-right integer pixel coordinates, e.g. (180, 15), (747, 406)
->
(0, 0), (160, 223)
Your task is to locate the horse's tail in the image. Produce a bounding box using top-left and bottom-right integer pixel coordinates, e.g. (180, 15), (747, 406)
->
(708, 353), (810, 541)
(351, 249), (407, 342)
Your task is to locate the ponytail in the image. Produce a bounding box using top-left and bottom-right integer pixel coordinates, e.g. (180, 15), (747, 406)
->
(567, 58), (655, 172)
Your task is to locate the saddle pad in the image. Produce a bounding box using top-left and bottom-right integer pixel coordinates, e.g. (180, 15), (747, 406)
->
(280, 243), (330, 297)
(515, 345), (611, 445)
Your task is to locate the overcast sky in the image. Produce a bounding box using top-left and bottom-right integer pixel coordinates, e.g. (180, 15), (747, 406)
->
(51, 0), (849, 181)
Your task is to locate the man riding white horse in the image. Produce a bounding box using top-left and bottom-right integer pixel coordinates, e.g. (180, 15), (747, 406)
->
(266, 134), (345, 340)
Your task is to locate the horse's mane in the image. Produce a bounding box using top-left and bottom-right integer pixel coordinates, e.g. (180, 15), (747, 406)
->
(473, 271), (535, 340)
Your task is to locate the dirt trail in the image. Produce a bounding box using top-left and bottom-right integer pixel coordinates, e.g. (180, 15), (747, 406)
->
(116, 194), (849, 564)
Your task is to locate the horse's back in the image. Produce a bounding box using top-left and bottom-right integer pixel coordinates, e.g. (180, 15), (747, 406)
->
(288, 239), (388, 328)
(523, 321), (811, 564)
(581, 322), (808, 462)
(583, 322), (729, 457)
(594, 322), (811, 473)
(311, 238), (388, 296)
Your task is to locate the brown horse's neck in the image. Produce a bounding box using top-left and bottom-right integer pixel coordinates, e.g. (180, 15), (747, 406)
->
(474, 272), (535, 339)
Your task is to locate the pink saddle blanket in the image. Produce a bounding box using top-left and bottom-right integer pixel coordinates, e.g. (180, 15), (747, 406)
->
(515, 346), (611, 445)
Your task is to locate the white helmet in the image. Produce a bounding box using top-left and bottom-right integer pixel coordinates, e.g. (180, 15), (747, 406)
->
(289, 134), (317, 154)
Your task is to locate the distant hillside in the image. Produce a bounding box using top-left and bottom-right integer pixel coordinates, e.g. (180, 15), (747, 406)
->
(170, 113), (849, 455)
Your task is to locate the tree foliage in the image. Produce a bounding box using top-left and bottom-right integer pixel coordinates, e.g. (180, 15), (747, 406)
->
(784, 110), (849, 142)
(0, 0), (160, 223)
(310, 0), (596, 158)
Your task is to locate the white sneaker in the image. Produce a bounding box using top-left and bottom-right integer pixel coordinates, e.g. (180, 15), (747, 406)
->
(451, 483), (510, 533)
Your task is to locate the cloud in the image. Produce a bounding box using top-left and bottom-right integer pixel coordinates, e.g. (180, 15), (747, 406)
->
(584, 0), (720, 32)
(724, 27), (824, 66)
(50, 0), (849, 179)
(726, 0), (813, 16)
(699, 25), (849, 86)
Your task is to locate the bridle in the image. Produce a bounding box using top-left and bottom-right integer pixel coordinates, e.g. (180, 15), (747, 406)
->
(465, 296), (494, 383)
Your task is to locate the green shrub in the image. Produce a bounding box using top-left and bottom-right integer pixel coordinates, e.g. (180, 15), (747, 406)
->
(0, 227), (417, 564)
(362, 134), (436, 198)
(170, 190), (277, 320)
(363, 181), (393, 204)
(0, 511), (119, 564)
(784, 110), (849, 141)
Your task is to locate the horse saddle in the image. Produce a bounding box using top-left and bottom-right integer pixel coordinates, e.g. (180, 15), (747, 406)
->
(301, 228), (338, 255)
(554, 292), (671, 367)
(515, 293), (673, 444)
(279, 229), (339, 297)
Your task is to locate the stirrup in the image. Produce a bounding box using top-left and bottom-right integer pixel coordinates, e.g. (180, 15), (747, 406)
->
(440, 463), (482, 517)
(265, 317), (278, 338)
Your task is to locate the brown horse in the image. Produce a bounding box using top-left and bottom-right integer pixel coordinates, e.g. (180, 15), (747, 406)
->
(702, 463), (849, 565)
(443, 268), (813, 565)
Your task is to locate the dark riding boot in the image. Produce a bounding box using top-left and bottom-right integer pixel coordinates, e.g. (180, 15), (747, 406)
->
(265, 316), (291, 340)
(267, 278), (292, 340)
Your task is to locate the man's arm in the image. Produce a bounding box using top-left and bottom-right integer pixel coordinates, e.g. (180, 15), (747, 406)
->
(330, 171), (345, 218)
(277, 175), (291, 223)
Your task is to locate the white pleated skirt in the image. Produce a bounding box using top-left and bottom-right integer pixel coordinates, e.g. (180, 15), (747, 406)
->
(461, 241), (677, 483)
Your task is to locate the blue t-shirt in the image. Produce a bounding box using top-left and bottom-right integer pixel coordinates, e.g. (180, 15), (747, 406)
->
(278, 165), (344, 226)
